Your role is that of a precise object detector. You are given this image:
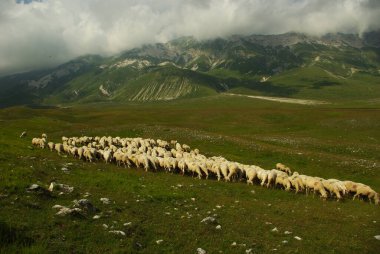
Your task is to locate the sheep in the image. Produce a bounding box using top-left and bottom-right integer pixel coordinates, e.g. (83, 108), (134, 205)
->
(182, 144), (191, 152)
(245, 166), (258, 185)
(77, 147), (84, 160)
(187, 161), (202, 179)
(219, 163), (229, 181)
(343, 181), (366, 195)
(38, 134), (378, 205)
(54, 143), (63, 154)
(266, 169), (278, 188)
(257, 169), (269, 187)
(32, 137), (46, 149)
(275, 174), (291, 191)
(276, 163), (292, 176)
(321, 179), (345, 201)
(42, 133), (47, 139)
(209, 163), (222, 181)
(178, 159), (187, 175)
(288, 174), (304, 193)
(197, 161), (209, 179)
(226, 162), (241, 182)
(175, 143), (183, 152)
(303, 176), (328, 199)
(353, 185), (379, 205)
(47, 142), (54, 151)
(103, 150), (113, 164)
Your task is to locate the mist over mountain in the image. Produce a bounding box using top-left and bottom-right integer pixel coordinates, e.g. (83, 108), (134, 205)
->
(1, 31), (379, 107)
(1, 0), (380, 76)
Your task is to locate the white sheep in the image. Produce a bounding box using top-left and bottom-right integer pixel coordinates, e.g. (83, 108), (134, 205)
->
(275, 163), (292, 175)
(353, 185), (379, 205)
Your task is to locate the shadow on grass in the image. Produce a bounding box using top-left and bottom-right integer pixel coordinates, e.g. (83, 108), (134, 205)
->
(0, 221), (34, 248)
(311, 80), (340, 89)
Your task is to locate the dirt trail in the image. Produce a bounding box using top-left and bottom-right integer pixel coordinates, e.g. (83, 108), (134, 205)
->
(224, 93), (330, 105)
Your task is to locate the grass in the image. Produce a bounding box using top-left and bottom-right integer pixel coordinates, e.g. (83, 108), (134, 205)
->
(0, 95), (380, 253)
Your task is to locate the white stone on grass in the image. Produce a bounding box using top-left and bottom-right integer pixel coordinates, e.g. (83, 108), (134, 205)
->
(201, 216), (216, 223)
(100, 198), (110, 204)
(109, 230), (125, 236)
(197, 247), (206, 254)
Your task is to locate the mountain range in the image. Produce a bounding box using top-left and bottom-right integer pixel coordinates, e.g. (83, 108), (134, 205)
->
(1, 32), (379, 107)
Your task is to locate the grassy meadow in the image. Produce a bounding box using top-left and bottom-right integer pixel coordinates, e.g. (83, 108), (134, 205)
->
(0, 94), (379, 253)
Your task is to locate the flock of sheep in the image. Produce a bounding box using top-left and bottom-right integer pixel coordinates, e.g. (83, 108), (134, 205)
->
(31, 134), (379, 205)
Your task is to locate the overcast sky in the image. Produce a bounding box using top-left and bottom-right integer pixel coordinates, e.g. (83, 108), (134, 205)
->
(1, 0), (379, 76)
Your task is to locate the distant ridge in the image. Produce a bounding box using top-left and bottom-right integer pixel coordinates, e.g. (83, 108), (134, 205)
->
(0, 31), (379, 107)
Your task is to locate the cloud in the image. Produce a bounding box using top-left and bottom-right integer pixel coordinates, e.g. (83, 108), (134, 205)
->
(0, 0), (379, 75)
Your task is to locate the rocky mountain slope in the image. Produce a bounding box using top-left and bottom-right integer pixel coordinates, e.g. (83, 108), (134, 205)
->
(0, 32), (379, 107)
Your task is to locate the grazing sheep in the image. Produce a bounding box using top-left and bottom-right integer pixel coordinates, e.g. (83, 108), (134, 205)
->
(266, 169), (278, 188)
(47, 142), (54, 151)
(275, 174), (291, 191)
(303, 177), (328, 199)
(103, 150), (113, 164)
(226, 162), (240, 182)
(182, 144), (191, 152)
(37, 134), (378, 205)
(54, 143), (63, 154)
(288, 175), (304, 193)
(187, 161), (202, 179)
(245, 166), (258, 185)
(276, 163), (292, 175)
(353, 186), (379, 205)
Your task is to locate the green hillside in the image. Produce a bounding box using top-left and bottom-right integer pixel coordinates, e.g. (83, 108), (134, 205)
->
(0, 32), (379, 107)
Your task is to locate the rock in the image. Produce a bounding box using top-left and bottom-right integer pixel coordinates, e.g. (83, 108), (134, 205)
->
(191, 198), (196, 201)
(123, 222), (132, 226)
(231, 242), (237, 246)
(100, 198), (110, 204)
(20, 131), (27, 138)
(108, 230), (125, 236)
(52, 204), (64, 209)
(197, 247), (206, 254)
(93, 215), (101, 219)
(282, 240), (288, 244)
(201, 216), (216, 224)
(61, 167), (70, 173)
(271, 227), (278, 232)
(294, 236), (302, 241)
(156, 239), (164, 244)
(55, 207), (82, 216)
(374, 235), (380, 240)
(102, 224), (109, 229)
(216, 205), (222, 209)
(251, 190), (255, 194)
(215, 225), (222, 230)
(284, 231), (292, 235)
(26, 184), (51, 197)
(246, 249), (253, 254)
(27, 184), (41, 191)
(73, 199), (97, 213)
(49, 182), (74, 193)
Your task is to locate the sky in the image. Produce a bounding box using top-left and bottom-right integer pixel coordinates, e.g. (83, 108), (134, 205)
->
(1, 0), (379, 76)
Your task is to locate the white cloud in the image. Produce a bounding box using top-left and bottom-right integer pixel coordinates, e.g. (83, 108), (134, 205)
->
(0, 0), (379, 75)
